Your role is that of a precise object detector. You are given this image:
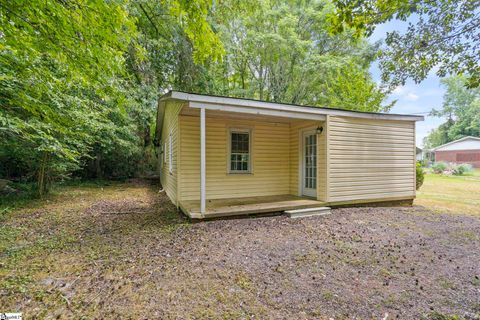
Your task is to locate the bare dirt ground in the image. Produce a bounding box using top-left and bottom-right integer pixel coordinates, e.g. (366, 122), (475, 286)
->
(1, 181), (480, 319)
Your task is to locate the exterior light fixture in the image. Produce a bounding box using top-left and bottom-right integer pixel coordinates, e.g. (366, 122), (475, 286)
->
(316, 126), (323, 134)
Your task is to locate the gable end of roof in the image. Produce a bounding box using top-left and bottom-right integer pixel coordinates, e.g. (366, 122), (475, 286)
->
(432, 136), (480, 151)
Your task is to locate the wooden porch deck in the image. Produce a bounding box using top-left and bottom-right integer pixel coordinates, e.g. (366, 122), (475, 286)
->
(179, 195), (326, 219)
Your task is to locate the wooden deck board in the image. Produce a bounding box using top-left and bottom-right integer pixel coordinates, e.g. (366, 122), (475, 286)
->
(179, 195), (325, 219)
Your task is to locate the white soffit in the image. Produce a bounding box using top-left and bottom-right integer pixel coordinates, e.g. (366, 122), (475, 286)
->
(161, 91), (425, 122)
(188, 101), (326, 121)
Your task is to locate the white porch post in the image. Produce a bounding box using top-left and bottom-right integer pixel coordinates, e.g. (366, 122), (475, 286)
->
(200, 107), (206, 214)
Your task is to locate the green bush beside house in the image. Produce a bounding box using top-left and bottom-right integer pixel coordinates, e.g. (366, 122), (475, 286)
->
(416, 162), (424, 190)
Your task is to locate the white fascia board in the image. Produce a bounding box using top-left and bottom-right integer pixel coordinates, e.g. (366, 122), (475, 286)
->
(189, 101), (326, 121)
(167, 91), (424, 122)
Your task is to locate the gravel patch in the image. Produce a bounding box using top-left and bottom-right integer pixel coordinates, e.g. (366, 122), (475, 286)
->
(2, 183), (479, 319)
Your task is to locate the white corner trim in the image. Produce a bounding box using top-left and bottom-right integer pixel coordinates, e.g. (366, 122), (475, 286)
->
(200, 108), (206, 215)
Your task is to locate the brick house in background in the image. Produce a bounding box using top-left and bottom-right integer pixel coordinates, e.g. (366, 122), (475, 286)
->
(432, 136), (480, 168)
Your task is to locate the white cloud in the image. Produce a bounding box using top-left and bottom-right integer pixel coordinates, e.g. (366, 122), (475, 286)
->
(391, 85), (419, 101)
(405, 93), (419, 101)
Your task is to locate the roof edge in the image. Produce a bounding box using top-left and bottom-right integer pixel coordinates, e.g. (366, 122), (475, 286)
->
(160, 90), (424, 121)
(432, 136), (480, 151)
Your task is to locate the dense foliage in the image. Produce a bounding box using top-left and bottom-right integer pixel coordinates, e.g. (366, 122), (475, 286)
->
(423, 76), (480, 149)
(330, 0), (480, 88)
(1, 0), (138, 194)
(416, 161), (424, 190)
(204, 0), (393, 111)
(0, 0), (222, 195)
(1, 0), (395, 195)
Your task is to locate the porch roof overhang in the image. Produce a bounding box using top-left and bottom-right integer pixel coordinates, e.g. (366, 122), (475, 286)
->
(188, 101), (326, 121)
(160, 90), (425, 122)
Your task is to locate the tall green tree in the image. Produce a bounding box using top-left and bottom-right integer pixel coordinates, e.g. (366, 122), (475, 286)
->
(0, 0), (223, 195)
(423, 76), (480, 149)
(126, 0), (224, 92)
(1, 0), (139, 194)
(330, 0), (480, 88)
(205, 0), (392, 112)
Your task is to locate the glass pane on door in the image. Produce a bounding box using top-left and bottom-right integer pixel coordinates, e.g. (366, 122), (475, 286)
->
(304, 134), (317, 190)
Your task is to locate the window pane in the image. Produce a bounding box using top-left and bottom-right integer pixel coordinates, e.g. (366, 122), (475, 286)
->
(303, 133), (318, 190)
(230, 131), (250, 172)
(232, 140), (239, 152)
(232, 132), (249, 153)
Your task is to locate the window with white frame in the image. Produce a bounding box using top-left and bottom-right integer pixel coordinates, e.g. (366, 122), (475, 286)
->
(168, 133), (173, 173)
(229, 129), (251, 173)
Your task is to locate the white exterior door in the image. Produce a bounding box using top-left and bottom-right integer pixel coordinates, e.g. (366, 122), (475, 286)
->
(302, 130), (317, 197)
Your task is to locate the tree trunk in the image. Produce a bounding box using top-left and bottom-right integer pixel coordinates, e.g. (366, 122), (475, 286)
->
(143, 124), (151, 146)
(95, 152), (103, 179)
(37, 152), (48, 198)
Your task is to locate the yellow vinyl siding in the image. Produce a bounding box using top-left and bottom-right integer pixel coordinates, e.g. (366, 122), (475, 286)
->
(179, 114), (291, 201)
(163, 107), (415, 208)
(159, 101), (184, 205)
(327, 116), (416, 202)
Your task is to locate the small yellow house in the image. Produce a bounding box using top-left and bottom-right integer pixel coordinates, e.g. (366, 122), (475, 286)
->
(156, 91), (424, 219)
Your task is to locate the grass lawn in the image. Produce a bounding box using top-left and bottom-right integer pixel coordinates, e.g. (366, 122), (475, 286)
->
(416, 169), (480, 215)
(1, 179), (479, 318)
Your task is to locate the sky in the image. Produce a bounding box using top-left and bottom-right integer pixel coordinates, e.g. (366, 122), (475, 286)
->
(368, 20), (447, 147)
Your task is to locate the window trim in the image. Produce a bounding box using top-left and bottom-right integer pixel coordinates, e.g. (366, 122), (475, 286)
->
(298, 126), (318, 197)
(227, 127), (252, 174)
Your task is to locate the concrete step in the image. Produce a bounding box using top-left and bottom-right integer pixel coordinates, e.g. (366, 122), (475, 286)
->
(285, 207), (331, 218)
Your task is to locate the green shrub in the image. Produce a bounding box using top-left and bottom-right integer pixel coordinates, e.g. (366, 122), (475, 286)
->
(451, 164), (463, 175)
(431, 162), (474, 176)
(419, 159), (429, 167)
(453, 163), (474, 175)
(416, 161), (424, 190)
(431, 161), (448, 174)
